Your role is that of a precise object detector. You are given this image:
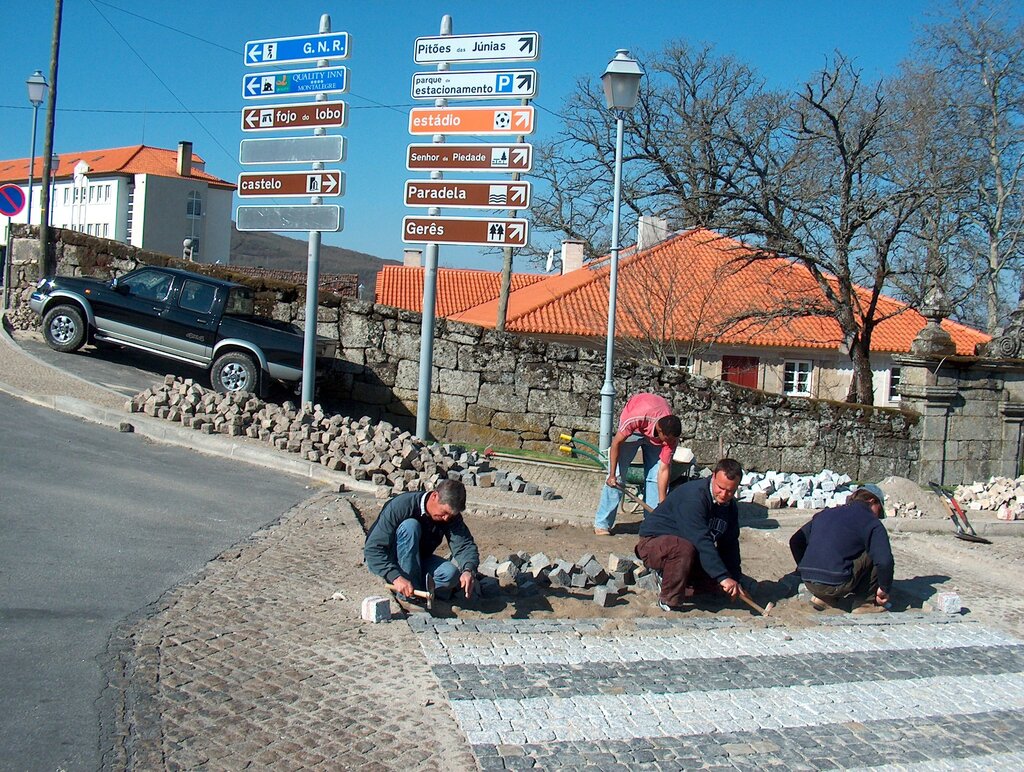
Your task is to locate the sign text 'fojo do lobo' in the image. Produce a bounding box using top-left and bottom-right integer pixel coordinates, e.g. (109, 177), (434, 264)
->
(406, 143), (533, 173)
(403, 216), (529, 248)
(404, 180), (530, 209)
(241, 101), (346, 132)
(408, 106), (534, 136)
(238, 170), (345, 198)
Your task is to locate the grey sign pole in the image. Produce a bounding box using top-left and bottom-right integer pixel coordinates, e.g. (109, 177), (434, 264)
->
(300, 13), (331, 406)
(414, 14), (452, 441)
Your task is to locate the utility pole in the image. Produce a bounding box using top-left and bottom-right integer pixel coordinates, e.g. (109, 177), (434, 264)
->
(38, 0), (63, 277)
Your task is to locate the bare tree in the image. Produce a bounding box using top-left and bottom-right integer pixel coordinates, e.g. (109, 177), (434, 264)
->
(918, 0), (1024, 330)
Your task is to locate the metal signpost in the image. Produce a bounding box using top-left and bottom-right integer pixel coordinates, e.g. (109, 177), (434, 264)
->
(405, 20), (540, 440)
(239, 17), (349, 405)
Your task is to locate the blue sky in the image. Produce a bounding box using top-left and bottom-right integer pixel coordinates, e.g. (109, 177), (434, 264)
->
(1, 1), (960, 270)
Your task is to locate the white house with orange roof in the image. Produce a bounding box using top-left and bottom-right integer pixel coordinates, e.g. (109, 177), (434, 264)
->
(378, 225), (991, 408)
(0, 142), (234, 264)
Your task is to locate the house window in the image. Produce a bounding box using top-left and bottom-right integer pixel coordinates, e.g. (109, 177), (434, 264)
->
(102, 223), (109, 237)
(104, 184), (111, 201)
(63, 188), (69, 204)
(783, 360), (813, 396)
(187, 192), (202, 218)
(664, 354), (692, 373)
(888, 367), (902, 402)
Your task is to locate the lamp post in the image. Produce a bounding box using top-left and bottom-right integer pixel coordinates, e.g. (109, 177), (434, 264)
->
(25, 70), (48, 227)
(598, 49), (644, 452)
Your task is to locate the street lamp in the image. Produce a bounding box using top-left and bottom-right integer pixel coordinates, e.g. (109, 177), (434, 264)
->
(25, 70), (48, 227)
(598, 49), (644, 452)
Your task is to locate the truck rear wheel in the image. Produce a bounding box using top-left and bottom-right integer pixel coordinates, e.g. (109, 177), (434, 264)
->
(211, 352), (259, 394)
(42, 305), (87, 353)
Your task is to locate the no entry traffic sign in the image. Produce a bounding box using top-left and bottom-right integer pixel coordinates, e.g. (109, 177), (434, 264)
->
(0, 184), (27, 217)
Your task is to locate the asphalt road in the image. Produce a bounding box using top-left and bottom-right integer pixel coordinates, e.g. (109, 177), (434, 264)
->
(0, 392), (314, 771)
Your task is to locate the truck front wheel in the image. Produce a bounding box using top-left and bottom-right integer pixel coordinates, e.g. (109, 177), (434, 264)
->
(211, 352), (259, 394)
(42, 305), (87, 353)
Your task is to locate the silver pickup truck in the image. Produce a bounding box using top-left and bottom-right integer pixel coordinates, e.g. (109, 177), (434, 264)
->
(29, 265), (337, 395)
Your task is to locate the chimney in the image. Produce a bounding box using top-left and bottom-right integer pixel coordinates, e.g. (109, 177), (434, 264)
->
(561, 240), (584, 274)
(637, 215), (669, 252)
(403, 249), (422, 267)
(176, 141), (193, 177)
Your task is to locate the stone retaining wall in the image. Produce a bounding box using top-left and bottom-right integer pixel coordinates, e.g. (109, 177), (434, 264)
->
(5, 226), (920, 481)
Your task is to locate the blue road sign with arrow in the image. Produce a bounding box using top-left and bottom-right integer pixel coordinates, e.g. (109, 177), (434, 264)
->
(245, 32), (350, 67)
(243, 67), (349, 99)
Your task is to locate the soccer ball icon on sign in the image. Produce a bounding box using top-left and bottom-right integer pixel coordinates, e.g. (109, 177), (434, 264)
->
(493, 111), (512, 130)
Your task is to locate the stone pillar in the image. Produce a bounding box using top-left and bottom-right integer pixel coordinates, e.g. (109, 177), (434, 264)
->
(999, 403), (1024, 479)
(910, 277), (956, 357)
(899, 368), (958, 485)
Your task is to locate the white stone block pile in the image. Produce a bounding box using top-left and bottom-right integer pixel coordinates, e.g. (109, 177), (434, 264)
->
(954, 476), (1024, 520)
(127, 376), (556, 500)
(738, 469), (854, 509)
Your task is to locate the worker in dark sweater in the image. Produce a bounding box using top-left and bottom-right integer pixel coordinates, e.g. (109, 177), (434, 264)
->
(636, 458), (744, 611)
(364, 479), (479, 601)
(789, 484), (894, 614)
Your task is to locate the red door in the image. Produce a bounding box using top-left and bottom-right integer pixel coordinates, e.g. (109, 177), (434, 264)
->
(722, 355), (759, 389)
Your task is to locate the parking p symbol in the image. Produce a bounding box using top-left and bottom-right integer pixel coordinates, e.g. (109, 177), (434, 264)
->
(495, 74), (513, 93)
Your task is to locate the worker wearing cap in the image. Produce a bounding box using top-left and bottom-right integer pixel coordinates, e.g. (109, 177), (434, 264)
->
(789, 484), (894, 614)
(364, 479), (479, 602)
(593, 392), (682, 535)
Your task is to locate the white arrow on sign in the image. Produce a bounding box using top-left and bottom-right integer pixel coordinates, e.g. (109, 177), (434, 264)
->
(507, 222), (526, 242)
(512, 147), (530, 167)
(514, 110), (532, 129)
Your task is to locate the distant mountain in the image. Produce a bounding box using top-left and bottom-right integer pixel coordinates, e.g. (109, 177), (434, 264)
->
(229, 224), (399, 296)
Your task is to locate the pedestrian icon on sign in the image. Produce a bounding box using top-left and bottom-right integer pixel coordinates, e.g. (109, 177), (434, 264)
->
(487, 222), (507, 242)
(491, 148), (509, 168)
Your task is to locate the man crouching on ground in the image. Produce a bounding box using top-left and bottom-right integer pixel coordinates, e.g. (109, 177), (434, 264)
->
(635, 458), (744, 611)
(789, 484), (894, 614)
(364, 479), (479, 601)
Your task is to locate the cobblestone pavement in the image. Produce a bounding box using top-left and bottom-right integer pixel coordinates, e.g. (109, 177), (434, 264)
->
(411, 615), (1024, 770)
(103, 491), (476, 771)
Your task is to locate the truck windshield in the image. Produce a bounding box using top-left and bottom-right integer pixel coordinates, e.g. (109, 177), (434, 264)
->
(224, 288), (255, 317)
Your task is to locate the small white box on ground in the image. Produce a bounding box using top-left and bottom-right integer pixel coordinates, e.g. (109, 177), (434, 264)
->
(361, 596), (392, 623)
(933, 591), (962, 615)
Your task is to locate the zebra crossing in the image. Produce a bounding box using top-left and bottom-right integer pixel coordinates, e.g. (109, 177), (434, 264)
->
(409, 615), (1024, 770)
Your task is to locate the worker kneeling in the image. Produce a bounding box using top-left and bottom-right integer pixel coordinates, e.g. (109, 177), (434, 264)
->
(789, 484), (894, 614)
(635, 458), (744, 611)
(364, 479), (479, 602)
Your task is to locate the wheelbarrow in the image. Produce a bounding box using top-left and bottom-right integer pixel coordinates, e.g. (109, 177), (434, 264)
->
(558, 434), (697, 514)
(927, 481), (992, 544)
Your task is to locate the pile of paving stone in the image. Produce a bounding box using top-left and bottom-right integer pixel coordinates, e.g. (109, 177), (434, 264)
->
(475, 551), (657, 607)
(126, 376), (555, 499)
(738, 469), (855, 509)
(955, 476), (1024, 520)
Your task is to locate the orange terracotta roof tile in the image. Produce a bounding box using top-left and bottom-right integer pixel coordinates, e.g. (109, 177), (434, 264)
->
(445, 228), (988, 356)
(0, 144), (234, 189)
(375, 265), (547, 318)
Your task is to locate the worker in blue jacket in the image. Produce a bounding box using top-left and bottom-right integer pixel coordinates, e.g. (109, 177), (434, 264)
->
(364, 479), (479, 601)
(789, 484), (894, 614)
(636, 458), (744, 611)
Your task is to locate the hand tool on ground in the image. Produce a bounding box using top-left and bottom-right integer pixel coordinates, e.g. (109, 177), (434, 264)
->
(614, 482), (655, 515)
(736, 587), (774, 616)
(928, 482), (992, 544)
(385, 574), (436, 611)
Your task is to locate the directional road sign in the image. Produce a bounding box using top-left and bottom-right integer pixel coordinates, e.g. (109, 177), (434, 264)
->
(406, 143), (533, 172)
(238, 170), (345, 198)
(414, 31), (540, 64)
(237, 205), (343, 232)
(0, 184), (27, 217)
(241, 101), (346, 132)
(411, 69), (537, 100)
(402, 216), (529, 247)
(243, 66), (348, 99)
(408, 106), (534, 136)
(404, 180), (530, 210)
(239, 135), (346, 165)
(245, 32), (350, 67)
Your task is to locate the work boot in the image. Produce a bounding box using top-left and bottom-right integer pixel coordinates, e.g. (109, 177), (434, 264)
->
(657, 599), (687, 612)
(810, 595), (840, 611)
(852, 601), (888, 615)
